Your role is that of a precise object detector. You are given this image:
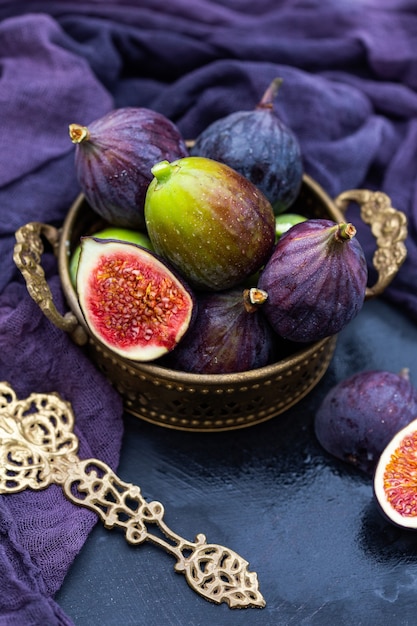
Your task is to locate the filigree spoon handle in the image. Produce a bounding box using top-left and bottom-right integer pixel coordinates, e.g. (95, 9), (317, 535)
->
(0, 382), (265, 609)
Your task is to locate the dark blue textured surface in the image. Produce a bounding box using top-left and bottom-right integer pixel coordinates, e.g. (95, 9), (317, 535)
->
(55, 298), (417, 625)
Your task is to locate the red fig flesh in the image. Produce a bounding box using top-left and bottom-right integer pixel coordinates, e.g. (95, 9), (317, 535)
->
(76, 237), (195, 361)
(374, 415), (417, 528)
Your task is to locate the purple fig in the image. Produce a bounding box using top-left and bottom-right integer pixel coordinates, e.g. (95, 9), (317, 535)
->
(190, 78), (303, 214)
(315, 369), (417, 474)
(258, 219), (368, 342)
(76, 237), (196, 362)
(144, 156), (276, 291)
(69, 107), (188, 229)
(163, 287), (277, 374)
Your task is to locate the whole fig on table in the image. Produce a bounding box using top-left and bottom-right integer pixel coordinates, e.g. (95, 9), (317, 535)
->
(257, 219), (368, 342)
(76, 237), (196, 362)
(144, 156), (276, 291)
(162, 287), (277, 374)
(69, 107), (188, 230)
(190, 78), (303, 214)
(315, 369), (417, 475)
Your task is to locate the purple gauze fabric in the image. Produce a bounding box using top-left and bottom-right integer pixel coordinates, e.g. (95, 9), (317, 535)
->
(0, 13), (123, 626)
(2, 0), (417, 316)
(1, 1), (417, 624)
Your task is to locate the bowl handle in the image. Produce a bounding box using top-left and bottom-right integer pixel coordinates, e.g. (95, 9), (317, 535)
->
(334, 189), (408, 299)
(13, 222), (88, 345)
(13, 190), (407, 337)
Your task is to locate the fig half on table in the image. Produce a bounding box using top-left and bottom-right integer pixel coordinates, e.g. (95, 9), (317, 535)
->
(374, 415), (417, 529)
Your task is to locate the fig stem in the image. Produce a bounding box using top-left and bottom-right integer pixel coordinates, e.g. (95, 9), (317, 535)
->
(257, 77), (283, 110)
(243, 288), (268, 313)
(335, 222), (356, 242)
(69, 123), (90, 144)
(399, 367), (410, 380)
(151, 160), (173, 183)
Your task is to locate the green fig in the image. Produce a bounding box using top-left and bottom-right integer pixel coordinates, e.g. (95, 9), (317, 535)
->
(144, 156), (276, 291)
(274, 213), (307, 240)
(69, 226), (154, 287)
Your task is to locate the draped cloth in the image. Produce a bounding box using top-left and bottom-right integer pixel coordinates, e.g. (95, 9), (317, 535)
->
(0, 2), (417, 623)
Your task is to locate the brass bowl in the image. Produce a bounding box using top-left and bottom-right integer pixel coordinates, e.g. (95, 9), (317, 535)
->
(14, 175), (407, 431)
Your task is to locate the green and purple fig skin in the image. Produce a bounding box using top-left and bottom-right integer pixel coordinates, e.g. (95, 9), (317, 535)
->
(163, 287), (277, 374)
(190, 78), (303, 214)
(69, 107), (188, 230)
(315, 369), (417, 474)
(258, 219), (368, 342)
(144, 156), (276, 291)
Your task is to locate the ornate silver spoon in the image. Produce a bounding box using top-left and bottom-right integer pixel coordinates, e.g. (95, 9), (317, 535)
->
(0, 381), (265, 609)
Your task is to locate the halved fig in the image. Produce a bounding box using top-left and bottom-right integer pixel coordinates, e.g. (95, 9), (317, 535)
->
(374, 417), (417, 529)
(76, 237), (196, 361)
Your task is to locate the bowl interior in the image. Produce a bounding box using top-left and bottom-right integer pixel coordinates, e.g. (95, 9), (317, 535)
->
(60, 173), (344, 340)
(56, 175), (342, 429)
